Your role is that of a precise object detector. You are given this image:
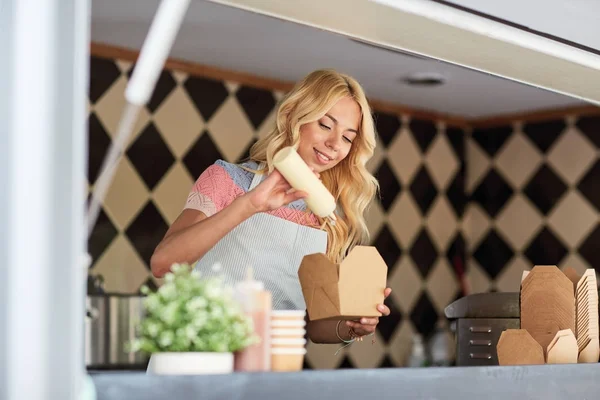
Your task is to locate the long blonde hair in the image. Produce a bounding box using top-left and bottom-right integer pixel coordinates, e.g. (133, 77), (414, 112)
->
(248, 69), (379, 263)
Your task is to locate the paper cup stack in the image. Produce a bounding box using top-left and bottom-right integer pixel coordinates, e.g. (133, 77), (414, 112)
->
(270, 310), (307, 372)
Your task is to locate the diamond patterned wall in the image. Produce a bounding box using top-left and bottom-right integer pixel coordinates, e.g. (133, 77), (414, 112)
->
(465, 116), (600, 294)
(87, 54), (468, 369)
(88, 50), (600, 370)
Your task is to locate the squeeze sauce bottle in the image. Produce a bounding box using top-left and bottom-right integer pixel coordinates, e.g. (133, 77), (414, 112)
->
(233, 267), (272, 372)
(273, 146), (337, 223)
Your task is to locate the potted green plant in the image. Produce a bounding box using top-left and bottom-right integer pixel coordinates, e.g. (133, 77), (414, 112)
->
(128, 263), (257, 375)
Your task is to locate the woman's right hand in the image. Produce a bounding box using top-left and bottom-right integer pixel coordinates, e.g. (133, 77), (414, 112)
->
(243, 169), (317, 213)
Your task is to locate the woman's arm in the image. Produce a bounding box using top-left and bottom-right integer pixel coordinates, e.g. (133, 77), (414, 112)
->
(150, 196), (256, 278)
(150, 168), (308, 278)
(306, 319), (354, 344)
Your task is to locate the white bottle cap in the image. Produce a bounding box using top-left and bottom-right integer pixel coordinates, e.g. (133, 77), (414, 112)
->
(234, 266), (264, 292)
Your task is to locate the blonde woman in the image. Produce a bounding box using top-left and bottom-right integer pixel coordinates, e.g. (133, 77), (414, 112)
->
(151, 69), (392, 344)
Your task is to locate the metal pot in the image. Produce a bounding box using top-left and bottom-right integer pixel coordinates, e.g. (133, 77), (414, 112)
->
(85, 294), (109, 367)
(85, 293), (149, 368)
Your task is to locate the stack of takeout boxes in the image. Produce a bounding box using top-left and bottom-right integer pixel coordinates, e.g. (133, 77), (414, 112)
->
(496, 265), (599, 365)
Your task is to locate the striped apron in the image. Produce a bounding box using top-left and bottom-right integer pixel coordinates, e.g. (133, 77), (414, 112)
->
(193, 164), (328, 310)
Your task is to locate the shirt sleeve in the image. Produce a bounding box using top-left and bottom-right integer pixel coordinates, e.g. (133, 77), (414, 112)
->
(183, 162), (244, 217)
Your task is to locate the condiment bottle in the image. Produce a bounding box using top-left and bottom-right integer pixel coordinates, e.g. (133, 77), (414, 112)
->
(273, 146), (337, 222)
(407, 334), (429, 368)
(233, 267), (272, 372)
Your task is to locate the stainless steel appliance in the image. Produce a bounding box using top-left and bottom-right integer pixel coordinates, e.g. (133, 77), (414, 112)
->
(85, 293), (148, 369)
(445, 292), (520, 366)
(85, 294), (108, 367)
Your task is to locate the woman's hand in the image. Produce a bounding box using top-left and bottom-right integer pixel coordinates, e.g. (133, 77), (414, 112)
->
(345, 288), (392, 338)
(244, 168), (318, 213)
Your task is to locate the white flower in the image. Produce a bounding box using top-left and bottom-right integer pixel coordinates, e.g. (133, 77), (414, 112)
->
(158, 331), (174, 347)
(159, 302), (179, 325)
(190, 270), (201, 279)
(223, 303), (241, 318)
(185, 325), (197, 340)
(146, 321), (160, 337)
(205, 284), (223, 300)
(186, 296), (207, 312)
(210, 306), (224, 319)
(164, 272), (175, 282)
(170, 263), (185, 274)
(158, 282), (177, 301)
(144, 296), (161, 313)
(192, 312), (208, 328)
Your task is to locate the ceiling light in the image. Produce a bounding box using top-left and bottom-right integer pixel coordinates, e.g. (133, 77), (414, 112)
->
(401, 72), (446, 86)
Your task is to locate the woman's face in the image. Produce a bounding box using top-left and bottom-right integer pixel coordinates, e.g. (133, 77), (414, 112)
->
(297, 97), (361, 173)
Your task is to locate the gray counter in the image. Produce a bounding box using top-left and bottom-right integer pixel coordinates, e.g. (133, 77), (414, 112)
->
(91, 363), (600, 400)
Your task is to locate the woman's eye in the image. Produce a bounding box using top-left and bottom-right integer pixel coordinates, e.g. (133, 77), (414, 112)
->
(343, 136), (353, 143)
(319, 123), (331, 130)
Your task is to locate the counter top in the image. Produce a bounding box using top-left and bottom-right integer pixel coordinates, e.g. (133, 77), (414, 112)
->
(91, 363), (600, 400)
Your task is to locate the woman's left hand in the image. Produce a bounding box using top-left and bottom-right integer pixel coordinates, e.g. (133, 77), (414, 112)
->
(345, 288), (392, 337)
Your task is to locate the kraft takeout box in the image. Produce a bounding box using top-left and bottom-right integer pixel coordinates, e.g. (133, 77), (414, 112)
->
(297, 245), (387, 321)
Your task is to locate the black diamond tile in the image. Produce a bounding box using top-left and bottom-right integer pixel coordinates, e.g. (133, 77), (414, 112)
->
(410, 228), (438, 278)
(88, 207), (118, 264)
(126, 123), (175, 190)
(524, 227), (568, 266)
(126, 64), (137, 79)
(139, 277), (159, 294)
(577, 160), (600, 212)
(147, 70), (177, 113)
(523, 119), (566, 153)
(410, 291), (439, 337)
(87, 113), (112, 185)
(183, 76), (229, 121)
(375, 160), (402, 211)
(236, 138), (258, 163)
(578, 224), (600, 272)
(471, 169), (514, 218)
(125, 201), (169, 267)
(378, 356), (396, 368)
(373, 225), (402, 275)
(445, 126), (465, 160)
(523, 164), (567, 215)
(446, 165), (466, 218)
(235, 86), (276, 129)
(410, 166), (438, 216)
(376, 294), (403, 343)
(446, 233), (466, 278)
(409, 119), (437, 153)
(471, 125), (513, 157)
(373, 111), (401, 147)
(473, 229), (514, 279)
(302, 358), (313, 370)
(183, 132), (225, 179)
(338, 356), (356, 369)
(128, 65), (178, 113)
(89, 56), (121, 103)
(576, 115), (600, 148)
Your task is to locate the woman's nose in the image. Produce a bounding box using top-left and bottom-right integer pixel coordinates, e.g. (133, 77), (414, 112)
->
(325, 134), (342, 151)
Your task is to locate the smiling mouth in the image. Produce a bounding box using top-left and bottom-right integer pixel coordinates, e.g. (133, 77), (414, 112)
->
(314, 148), (333, 163)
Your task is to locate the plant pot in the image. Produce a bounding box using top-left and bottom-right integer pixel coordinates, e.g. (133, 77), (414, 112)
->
(146, 352), (234, 375)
